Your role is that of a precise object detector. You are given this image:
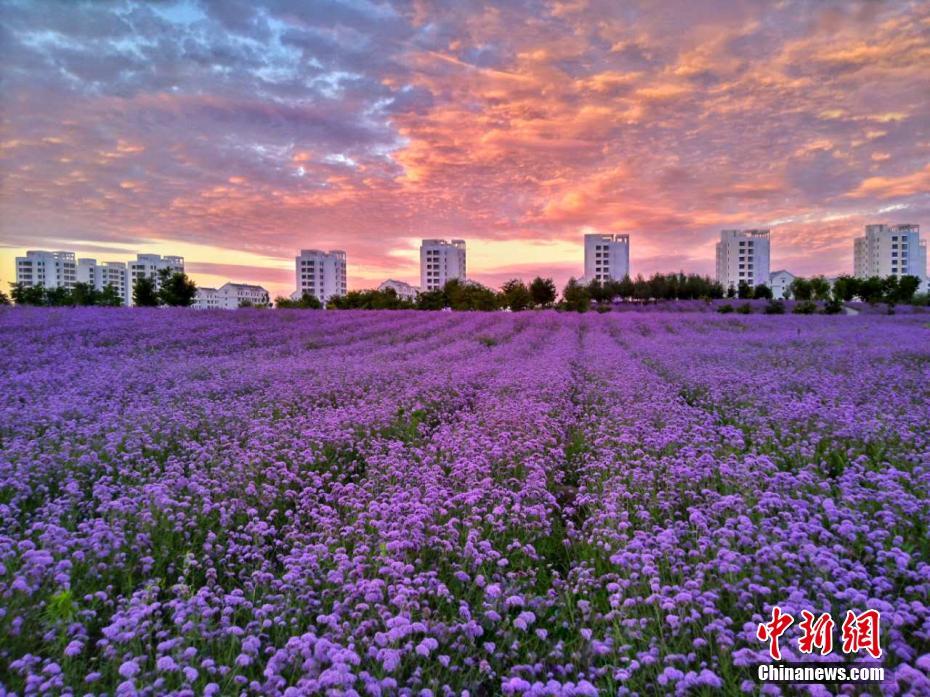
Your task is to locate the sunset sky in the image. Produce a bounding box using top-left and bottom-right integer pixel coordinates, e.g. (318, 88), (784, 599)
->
(1, 0), (928, 298)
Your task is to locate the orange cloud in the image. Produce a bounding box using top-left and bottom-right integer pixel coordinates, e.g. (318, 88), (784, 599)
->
(845, 164), (930, 199)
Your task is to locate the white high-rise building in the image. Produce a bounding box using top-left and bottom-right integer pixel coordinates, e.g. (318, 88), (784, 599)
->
(127, 254), (184, 304)
(77, 259), (129, 304)
(295, 250), (347, 303)
(715, 229), (771, 292)
(584, 233), (630, 283)
(420, 239), (466, 291)
(378, 279), (420, 301)
(15, 251), (77, 290)
(853, 224), (926, 283)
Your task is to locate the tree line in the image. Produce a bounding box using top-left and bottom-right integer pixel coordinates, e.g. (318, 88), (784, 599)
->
(4, 269), (924, 312)
(786, 274), (923, 306)
(275, 277), (558, 312)
(5, 269), (198, 307)
(275, 273), (727, 312)
(316, 272), (925, 313)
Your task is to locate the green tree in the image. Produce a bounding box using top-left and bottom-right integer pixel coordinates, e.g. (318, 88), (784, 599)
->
(276, 292), (322, 309)
(416, 289), (447, 310)
(444, 279), (497, 311)
(810, 276), (831, 301)
(0, 288), (10, 305)
(10, 282), (46, 305)
(98, 284), (125, 307)
(499, 279), (533, 311)
(71, 282), (99, 306)
(753, 284), (772, 300)
(737, 280), (753, 299)
(895, 275), (920, 304)
(374, 287), (413, 309)
(133, 277), (160, 307)
(789, 277), (813, 301)
(857, 276), (885, 304)
(881, 276), (899, 306)
(831, 275), (858, 302)
(616, 274), (635, 299)
(528, 277), (556, 307)
(45, 287), (72, 306)
(647, 273), (670, 300)
(328, 288), (414, 310)
(726, 284), (736, 299)
(586, 279), (614, 304)
(157, 269), (197, 307)
(631, 274), (651, 300)
(561, 278), (590, 312)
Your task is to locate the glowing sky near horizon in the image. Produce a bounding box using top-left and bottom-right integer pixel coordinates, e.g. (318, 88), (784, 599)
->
(1, 0), (928, 298)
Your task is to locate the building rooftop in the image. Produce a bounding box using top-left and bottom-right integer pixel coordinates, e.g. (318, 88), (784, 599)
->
(221, 282), (267, 292)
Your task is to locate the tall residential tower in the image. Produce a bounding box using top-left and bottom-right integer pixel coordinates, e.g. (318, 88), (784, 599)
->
(853, 224), (926, 283)
(420, 239), (466, 291)
(584, 233), (630, 283)
(77, 259), (130, 304)
(15, 250), (77, 290)
(715, 229), (771, 292)
(295, 249), (347, 303)
(126, 254), (184, 305)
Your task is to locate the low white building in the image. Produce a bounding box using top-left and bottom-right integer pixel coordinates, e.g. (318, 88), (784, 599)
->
(420, 239), (466, 291)
(195, 282), (270, 309)
(378, 279), (419, 301)
(217, 282), (270, 308)
(193, 287), (221, 310)
(77, 259), (130, 304)
(584, 233), (630, 283)
(769, 270), (795, 299)
(295, 249), (347, 303)
(15, 250), (77, 290)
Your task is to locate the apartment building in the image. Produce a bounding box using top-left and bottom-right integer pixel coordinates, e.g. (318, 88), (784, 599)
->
(193, 287), (221, 310)
(715, 229), (771, 292)
(217, 282), (270, 308)
(15, 250), (77, 289)
(584, 233), (630, 283)
(378, 279), (420, 301)
(769, 270), (795, 300)
(854, 224), (927, 284)
(295, 249), (347, 303)
(77, 259), (130, 304)
(420, 239), (466, 291)
(126, 254), (184, 304)
(195, 282), (270, 309)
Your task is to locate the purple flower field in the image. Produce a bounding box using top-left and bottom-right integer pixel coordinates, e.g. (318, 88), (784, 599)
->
(1, 308), (929, 696)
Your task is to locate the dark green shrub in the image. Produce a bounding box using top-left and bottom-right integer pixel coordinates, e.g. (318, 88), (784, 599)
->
(764, 300), (786, 315)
